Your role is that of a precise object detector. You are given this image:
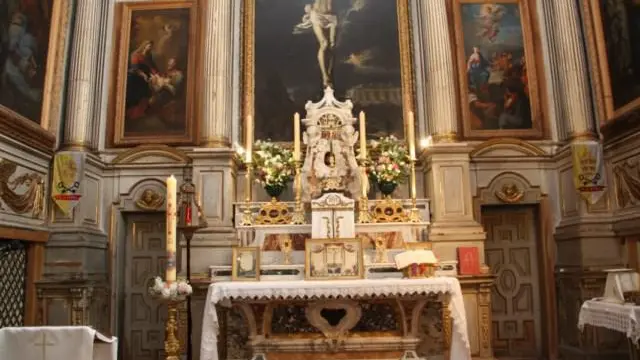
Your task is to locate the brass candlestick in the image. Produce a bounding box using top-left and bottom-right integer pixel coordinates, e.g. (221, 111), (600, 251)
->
(357, 158), (373, 223)
(408, 158), (421, 222)
(290, 160), (305, 224)
(164, 301), (182, 360)
(240, 162), (253, 226)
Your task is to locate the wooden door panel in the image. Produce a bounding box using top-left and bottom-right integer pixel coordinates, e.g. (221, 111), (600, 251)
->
(482, 207), (541, 358)
(123, 215), (166, 360)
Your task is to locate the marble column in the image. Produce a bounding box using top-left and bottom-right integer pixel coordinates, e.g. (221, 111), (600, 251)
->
(416, 0), (458, 142)
(200, 0), (235, 148)
(548, 0), (597, 140)
(61, 0), (104, 150)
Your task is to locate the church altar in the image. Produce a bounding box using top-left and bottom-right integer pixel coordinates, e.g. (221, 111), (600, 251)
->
(579, 300), (640, 359)
(0, 326), (117, 360)
(200, 278), (471, 360)
(205, 87), (470, 360)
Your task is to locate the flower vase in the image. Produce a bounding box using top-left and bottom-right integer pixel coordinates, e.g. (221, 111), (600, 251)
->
(264, 183), (285, 201)
(377, 181), (397, 197)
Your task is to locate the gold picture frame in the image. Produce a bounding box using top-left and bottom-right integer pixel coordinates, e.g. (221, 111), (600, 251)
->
(108, 1), (199, 147)
(452, 0), (545, 140)
(305, 238), (364, 280)
(232, 246), (261, 281)
(241, 0), (415, 144)
(0, 0), (72, 154)
(582, 0), (640, 124)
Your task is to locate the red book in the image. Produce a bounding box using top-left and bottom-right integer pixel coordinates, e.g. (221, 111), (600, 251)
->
(457, 247), (480, 275)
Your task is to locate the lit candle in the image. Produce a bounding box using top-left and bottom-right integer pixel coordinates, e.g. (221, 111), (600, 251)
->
(245, 115), (253, 163)
(407, 111), (416, 160)
(294, 113), (301, 162)
(166, 175), (177, 283)
(359, 111), (367, 160)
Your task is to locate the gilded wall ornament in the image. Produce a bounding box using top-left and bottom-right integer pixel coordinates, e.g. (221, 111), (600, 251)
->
(495, 183), (524, 204)
(135, 189), (165, 210)
(0, 159), (45, 217)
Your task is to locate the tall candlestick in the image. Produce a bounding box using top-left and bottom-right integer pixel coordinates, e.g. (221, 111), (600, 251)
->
(359, 111), (367, 159)
(294, 113), (301, 162)
(166, 175), (177, 283)
(245, 115), (253, 163)
(407, 111), (416, 160)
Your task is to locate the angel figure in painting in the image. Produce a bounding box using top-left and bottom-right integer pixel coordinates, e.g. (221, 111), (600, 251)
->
(294, 0), (338, 87)
(475, 4), (505, 43)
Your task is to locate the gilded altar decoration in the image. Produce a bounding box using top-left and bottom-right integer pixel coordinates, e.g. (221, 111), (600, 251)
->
(495, 183), (524, 204)
(253, 140), (295, 200)
(0, 159), (45, 217)
(372, 198), (408, 223)
(395, 250), (439, 278)
(374, 237), (387, 263)
(136, 189), (165, 210)
(255, 200), (291, 225)
(51, 152), (84, 215)
(571, 140), (606, 204)
(367, 135), (411, 198)
(232, 247), (261, 281)
(109, 1), (199, 146)
(305, 238), (364, 280)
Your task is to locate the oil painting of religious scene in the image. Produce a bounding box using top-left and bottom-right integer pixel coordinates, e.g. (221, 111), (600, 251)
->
(453, 0), (543, 139)
(110, 2), (197, 146)
(589, 0), (640, 120)
(249, 0), (412, 142)
(0, 0), (53, 124)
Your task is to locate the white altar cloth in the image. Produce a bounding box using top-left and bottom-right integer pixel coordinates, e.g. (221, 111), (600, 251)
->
(579, 299), (640, 343)
(0, 326), (118, 360)
(201, 277), (471, 360)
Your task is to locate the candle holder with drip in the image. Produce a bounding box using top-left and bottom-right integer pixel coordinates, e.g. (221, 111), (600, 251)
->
(176, 166), (208, 360)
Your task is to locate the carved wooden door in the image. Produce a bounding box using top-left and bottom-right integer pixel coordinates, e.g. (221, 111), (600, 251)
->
(123, 214), (167, 360)
(481, 206), (542, 358)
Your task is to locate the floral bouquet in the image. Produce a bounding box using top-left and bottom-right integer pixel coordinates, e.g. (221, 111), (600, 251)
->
(148, 276), (193, 302)
(253, 140), (295, 198)
(367, 135), (411, 195)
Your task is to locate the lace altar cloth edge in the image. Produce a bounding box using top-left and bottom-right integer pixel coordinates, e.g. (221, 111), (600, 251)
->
(578, 299), (640, 343)
(200, 277), (471, 360)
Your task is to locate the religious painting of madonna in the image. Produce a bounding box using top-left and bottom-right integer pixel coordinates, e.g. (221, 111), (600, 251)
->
(585, 0), (640, 123)
(243, 0), (414, 143)
(109, 2), (198, 147)
(452, 0), (544, 139)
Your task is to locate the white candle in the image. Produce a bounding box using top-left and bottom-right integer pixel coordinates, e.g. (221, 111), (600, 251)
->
(359, 111), (367, 160)
(245, 115), (253, 163)
(407, 111), (416, 160)
(165, 175), (177, 283)
(294, 113), (301, 162)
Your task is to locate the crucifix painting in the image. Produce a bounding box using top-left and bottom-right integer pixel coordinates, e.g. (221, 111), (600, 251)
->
(244, 0), (414, 143)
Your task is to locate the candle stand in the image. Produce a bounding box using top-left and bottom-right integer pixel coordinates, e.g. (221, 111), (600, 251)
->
(408, 158), (421, 223)
(177, 168), (207, 360)
(290, 160), (305, 224)
(241, 162), (254, 226)
(357, 158), (373, 223)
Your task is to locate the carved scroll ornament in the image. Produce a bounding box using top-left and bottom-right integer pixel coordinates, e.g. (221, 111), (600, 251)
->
(0, 159), (44, 217)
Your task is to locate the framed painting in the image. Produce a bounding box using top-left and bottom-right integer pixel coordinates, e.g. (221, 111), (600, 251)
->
(0, 0), (70, 153)
(232, 247), (261, 281)
(583, 0), (640, 124)
(109, 1), (198, 147)
(304, 238), (364, 280)
(242, 0), (415, 143)
(452, 0), (544, 139)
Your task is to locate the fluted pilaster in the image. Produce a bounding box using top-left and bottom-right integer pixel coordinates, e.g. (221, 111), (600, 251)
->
(549, 0), (597, 140)
(62, 0), (103, 150)
(201, 0), (235, 147)
(416, 0), (458, 141)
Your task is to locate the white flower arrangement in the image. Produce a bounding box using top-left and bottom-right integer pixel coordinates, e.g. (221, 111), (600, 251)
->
(253, 140), (295, 187)
(148, 276), (193, 301)
(367, 135), (411, 185)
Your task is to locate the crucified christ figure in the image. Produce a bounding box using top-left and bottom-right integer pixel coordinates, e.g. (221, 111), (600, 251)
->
(294, 0), (338, 87)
